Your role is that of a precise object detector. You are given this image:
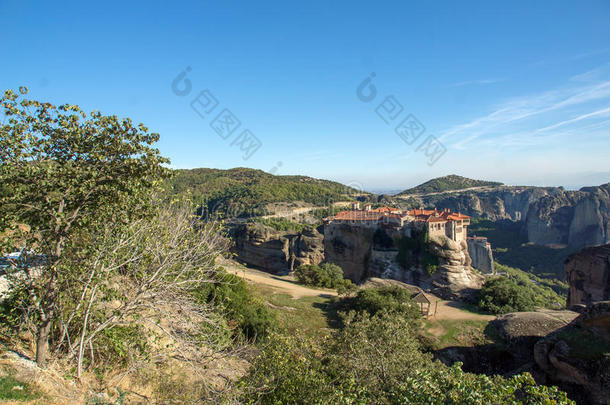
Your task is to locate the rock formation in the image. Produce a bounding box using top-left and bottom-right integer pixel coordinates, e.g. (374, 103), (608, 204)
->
(323, 222), (375, 281)
(565, 244), (610, 307)
(466, 237), (494, 274)
(323, 222), (482, 299)
(427, 235), (483, 299)
(231, 223), (324, 274)
(534, 302), (610, 405)
(406, 183), (610, 249)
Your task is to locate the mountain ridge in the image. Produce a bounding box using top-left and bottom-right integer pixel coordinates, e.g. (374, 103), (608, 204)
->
(397, 174), (504, 196)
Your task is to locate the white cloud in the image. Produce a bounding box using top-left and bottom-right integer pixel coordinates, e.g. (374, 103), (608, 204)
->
(439, 66), (610, 150)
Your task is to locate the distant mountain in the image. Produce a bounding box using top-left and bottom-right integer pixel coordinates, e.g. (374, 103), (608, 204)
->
(166, 167), (360, 215)
(397, 175), (503, 195)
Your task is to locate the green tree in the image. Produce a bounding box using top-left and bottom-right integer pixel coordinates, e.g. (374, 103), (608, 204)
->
(0, 88), (169, 366)
(293, 263), (355, 292)
(242, 311), (573, 404)
(477, 276), (537, 314)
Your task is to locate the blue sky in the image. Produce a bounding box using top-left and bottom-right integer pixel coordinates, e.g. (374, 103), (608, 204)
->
(1, 1), (609, 191)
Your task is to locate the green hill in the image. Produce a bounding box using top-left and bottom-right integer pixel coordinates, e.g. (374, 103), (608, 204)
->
(166, 167), (359, 217)
(398, 174), (502, 195)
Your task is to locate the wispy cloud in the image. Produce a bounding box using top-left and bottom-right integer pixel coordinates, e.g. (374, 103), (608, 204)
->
(535, 107), (610, 133)
(450, 78), (504, 87)
(570, 62), (610, 82)
(440, 65), (610, 150)
(570, 48), (610, 61)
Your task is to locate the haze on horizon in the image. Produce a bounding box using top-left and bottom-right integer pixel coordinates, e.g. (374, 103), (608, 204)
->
(1, 1), (609, 191)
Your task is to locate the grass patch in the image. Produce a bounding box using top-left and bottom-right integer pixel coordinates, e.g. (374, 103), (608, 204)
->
(254, 285), (339, 336)
(0, 372), (41, 401)
(423, 319), (492, 349)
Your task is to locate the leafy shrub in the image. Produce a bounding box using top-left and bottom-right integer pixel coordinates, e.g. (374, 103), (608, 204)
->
(496, 263), (566, 306)
(336, 286), (421, 320)
(193, 270), (277, 340)
(477, 263), (566, 314)
(477, 277), (536, 314)
(293, 263), (355, 292)
(241, 311), (572, 404)
(97, 325), (150, 367)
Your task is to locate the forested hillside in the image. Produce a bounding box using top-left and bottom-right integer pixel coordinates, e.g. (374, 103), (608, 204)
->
(399, 174), (502, 195)
(166, 167), (360, 216)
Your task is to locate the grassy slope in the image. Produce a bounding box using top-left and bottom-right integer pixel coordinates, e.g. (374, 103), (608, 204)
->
(398, 174), (502, 195)
(252, 281), (496, 351)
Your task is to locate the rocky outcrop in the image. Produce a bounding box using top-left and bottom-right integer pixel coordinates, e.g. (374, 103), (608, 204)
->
(491, 311), (578, 367)
(323, 222), (375, 281)
(467, 237), (494, 274)
(231, 223), (324, 274)
(535, 302), (610, 405)
(427, 236), (483, 299)
(324, 222), (482, 299)
(565, 244), (610, 307)
(410, 183), (610, 249)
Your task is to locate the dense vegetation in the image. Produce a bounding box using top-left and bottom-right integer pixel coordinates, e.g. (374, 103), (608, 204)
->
(192, 270), (277, 341)
(248, 217), (313, 233)
(166, 167), (360, 218)
(334, 286), (422, 318)
(395, 230), (439, 275)
(477, 263), (566, 314)
(468, 218), (575, 282)
(242, 300), (572, 404)
(294, 263), (356, 294)
(398, 174), (502, 195)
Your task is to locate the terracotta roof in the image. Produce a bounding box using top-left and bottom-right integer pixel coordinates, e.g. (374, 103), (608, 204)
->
(329, 207), (469, 223)
(426, 216), (447, 223)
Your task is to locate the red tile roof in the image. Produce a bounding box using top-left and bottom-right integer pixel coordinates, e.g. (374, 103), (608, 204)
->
(328, 206), (470, 224)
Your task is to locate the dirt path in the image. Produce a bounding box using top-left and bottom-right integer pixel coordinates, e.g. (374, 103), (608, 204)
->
(221, 259), (337, 299)
(222, 260), (493, 323)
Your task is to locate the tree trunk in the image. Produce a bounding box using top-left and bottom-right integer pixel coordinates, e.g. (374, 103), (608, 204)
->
(36, 318), (52, 367)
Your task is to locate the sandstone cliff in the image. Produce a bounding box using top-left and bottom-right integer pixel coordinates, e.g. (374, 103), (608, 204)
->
(565, 243), (610, 307)
(323, 223), (482, 299)
(231, 223), (324, 274)
(467, 237), (494, 274)
(405, 183), (610, 249)
(323, 222), (375, 281)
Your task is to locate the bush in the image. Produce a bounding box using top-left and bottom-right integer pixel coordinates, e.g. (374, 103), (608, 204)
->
(477, 277), (536, 314)
(241, 311), (573, 404)
(335, 286), (422, 321)
(193, 270), (277, 340)
(477, 263), (566, 314)
(293, 263), (355, 293)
